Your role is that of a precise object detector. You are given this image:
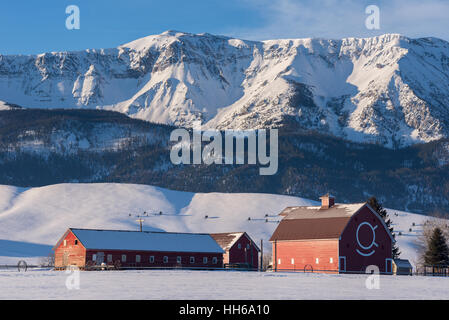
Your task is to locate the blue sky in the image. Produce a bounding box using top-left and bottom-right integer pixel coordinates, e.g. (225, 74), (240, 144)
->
(1, 0), (448, 54)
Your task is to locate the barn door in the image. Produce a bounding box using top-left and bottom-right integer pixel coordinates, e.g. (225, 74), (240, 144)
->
(339, 256), (346, 273)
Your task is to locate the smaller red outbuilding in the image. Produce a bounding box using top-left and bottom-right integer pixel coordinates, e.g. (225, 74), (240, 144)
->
(210, 232), (260, 270)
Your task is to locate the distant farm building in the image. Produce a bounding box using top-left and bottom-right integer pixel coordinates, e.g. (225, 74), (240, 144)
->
(54, 228), (224, 270)
(270, 194), (395, 274)
(210, 232), (260, 270)
(393, 259), (413, 275)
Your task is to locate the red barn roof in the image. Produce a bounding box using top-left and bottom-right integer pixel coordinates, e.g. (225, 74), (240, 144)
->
(270, 202), (395, 242)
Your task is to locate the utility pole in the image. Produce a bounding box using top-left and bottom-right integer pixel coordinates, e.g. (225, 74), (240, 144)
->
(129, 210), (163, 232)
(274, 239), (277, 272)
(129, 211), (148, 232)
(136, 215), (144, 232)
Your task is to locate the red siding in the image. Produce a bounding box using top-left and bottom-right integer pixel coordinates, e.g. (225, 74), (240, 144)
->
(54, 230), (224, 269)
(272, 239), (339, 272)
(270, 204), (394, 274)
(339, 206), (393, 273)
(228, 235), (259, 269)
(54, 231), (86, 268)
(85, 250), (223, 268)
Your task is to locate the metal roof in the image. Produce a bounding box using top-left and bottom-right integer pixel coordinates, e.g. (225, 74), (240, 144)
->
(279, 203), (366, 219)
(65, 228), (224, 253)
(393, 259), (413, 268)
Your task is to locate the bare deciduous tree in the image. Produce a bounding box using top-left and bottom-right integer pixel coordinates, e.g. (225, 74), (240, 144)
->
(38, 252), (55, 267)
(415, 211), (449, 267)
(262, 253), (272, 271)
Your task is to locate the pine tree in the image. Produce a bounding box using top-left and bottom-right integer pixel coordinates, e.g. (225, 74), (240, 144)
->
(424, 227), (449, 266)
(367, 197), (401, 259)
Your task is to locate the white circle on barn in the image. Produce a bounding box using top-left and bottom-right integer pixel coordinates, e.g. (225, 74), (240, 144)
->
(356, 222), (378, 251)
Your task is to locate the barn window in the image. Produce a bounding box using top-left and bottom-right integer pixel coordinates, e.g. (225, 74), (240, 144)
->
(315, 258), (319, 264)
(190, 257), (195, 264)
(107, 254), (112, 263)
(92, 254), (97, 262)
(212, 257), (217, 264)
(177, 256), (182, 264)
(74, 240), (78, 245)
(63, 240), (67, 247)
(136, 255), (141, 263)
(278, 259), (281, 265)
(121, 254), (127, 262)
(163, 256), (168, 263)
(330, 257), (333, 263)
(238, 243), (241, 249)
(246, 244), (250, 249)
(203, 257), (208, 264)
(149, 256), (155, 263)
(291, 258), (295, 265)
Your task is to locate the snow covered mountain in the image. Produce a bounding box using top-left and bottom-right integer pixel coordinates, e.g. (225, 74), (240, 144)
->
(0, 183), (443, 266)
(1, 31), (449, 147)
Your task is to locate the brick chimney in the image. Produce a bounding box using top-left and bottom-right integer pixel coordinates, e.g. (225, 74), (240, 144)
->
(320, 194), (335, 209)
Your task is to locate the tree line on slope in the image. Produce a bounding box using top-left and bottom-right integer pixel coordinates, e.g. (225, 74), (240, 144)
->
(0, 109), (448, 214)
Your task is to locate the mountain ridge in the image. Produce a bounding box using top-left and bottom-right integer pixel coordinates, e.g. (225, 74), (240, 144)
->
(1, 31), (449, 148)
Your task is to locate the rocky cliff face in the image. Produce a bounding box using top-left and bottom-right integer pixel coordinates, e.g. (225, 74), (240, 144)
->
(1, 31), (448, 148)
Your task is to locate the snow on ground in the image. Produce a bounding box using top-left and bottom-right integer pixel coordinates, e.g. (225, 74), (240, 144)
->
(0, 101), (10, 110)
(0, 269), (448, 300)
(0, 183), (445, 266)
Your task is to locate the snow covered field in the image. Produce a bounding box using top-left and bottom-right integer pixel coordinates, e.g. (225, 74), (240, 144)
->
(0, 183), (445, 266)
(1, 269), (448, 300)
(0, 182), (447, 300)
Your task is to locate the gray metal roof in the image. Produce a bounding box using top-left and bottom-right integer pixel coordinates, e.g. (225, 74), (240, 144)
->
(394, 259), (413, 268)
(279, 203), (366, 220)
(68, 228), (224, 253)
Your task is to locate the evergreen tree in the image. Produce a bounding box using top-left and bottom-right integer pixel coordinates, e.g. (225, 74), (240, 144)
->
(367, 197), (401, 259)
(424, 227), (449, 266)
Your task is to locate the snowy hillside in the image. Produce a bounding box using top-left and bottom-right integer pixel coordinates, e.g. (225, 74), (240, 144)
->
(0, 183), (442, 266)
(1, 31), (449, 147)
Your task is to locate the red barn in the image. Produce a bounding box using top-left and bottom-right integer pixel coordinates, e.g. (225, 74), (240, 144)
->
(54, 228), (224, 270)
(269, 194), (395, 274)
(210, 232), (260, 270)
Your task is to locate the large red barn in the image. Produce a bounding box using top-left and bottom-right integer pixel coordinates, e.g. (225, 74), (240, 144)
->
(269, 194), (395, 274)
(54, 228), (224, 270)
